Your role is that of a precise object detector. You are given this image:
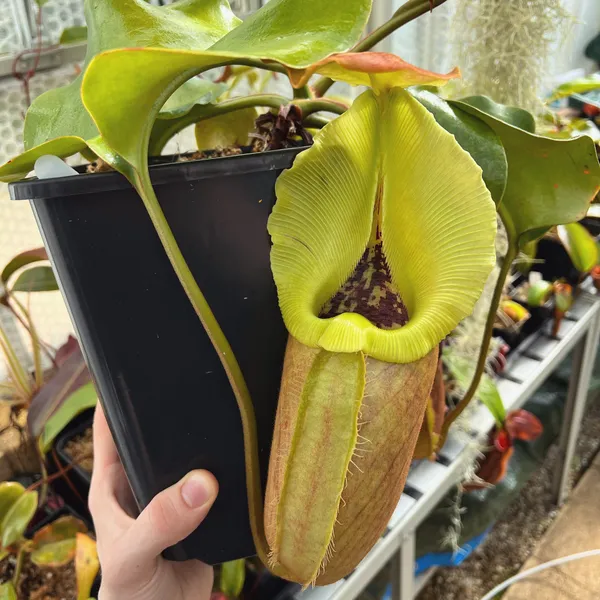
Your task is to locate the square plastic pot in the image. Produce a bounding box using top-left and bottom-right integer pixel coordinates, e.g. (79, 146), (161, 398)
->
(9, 147), (307, 564)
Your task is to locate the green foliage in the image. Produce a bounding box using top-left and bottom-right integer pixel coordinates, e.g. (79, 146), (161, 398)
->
(11, 267), (58, 293)
(411, 89), (507, 203)
(548, 76), (600, 103)
(527, 280), (553, 307)
(452, 96), (600, 247)
(39, 382), (98, 453)
(443, 349), (505, 427)
(557, 223), (599, 273)
(0, 583), (17, 600)
(219, 559), (246, 598)
(1, 248), (49, 288)
(1, 490), (38, 548)
(59, 26), (88, 45)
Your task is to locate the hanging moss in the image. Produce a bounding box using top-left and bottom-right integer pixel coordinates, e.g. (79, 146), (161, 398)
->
(450, 0), (575, 114)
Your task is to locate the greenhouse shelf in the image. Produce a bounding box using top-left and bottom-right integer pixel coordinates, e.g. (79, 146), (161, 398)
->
(296, 289), (600, 600)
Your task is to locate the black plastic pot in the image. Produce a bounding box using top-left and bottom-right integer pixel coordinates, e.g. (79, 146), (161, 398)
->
(47, 409), (94, 520)
(10, 148), (307, 564)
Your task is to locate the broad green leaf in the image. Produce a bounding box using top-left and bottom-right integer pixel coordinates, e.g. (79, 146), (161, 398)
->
(410, 89), (507, 204)
(268, 88), (497, 363)
(11, 266), (58, 293)
(157, 77), (226, 120)
(1, 248), (48, 287)
(0, 583), (17, 600)
(220, 559), (246, 597)
(0, 0), (242, 182)
(528, 280), (553, 307)
(82, 6), (457, 174)
(458, 96), (536, 133)
(195, 108), (257, 150)
(453, 97), (600, 246)
(1, 491), (38, 548)
(0, 483), (26, 527)
(31, 539), (77, 567)
(24, 0), (240, 150)
(557, 222), (599, 272)
(39, 382), (98, 454)
(548, 76), (600, 103)
(75, 533), (100, 600)
(60, 26), (88, 45)
(0, 137), (88, 183)
(32, 515), (88, 546)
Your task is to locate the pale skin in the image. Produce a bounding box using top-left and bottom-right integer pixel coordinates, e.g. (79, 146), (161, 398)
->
(90, 403), (219, 600)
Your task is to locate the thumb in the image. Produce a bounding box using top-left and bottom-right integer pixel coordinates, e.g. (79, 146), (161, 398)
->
(127, 470), (218, 561)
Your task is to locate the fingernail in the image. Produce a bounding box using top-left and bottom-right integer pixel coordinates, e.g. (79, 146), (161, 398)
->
(181, 473), (213, 509)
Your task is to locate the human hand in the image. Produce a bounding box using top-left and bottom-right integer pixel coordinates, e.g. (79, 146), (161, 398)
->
(90, 403), (219, 600)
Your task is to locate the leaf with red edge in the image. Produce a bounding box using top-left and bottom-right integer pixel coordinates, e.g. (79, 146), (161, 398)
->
(1, 248), (48, 287)
(289, 52), (460, 89)
(32, 515), (87, 546)
(505, 409), (543, 441)
(27, 345), (90, 440)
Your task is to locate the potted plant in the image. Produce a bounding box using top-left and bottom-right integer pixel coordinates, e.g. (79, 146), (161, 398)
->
(0, 249), (98, 517)
(1, 0), (599, 586)
(0, 481), (98, 599)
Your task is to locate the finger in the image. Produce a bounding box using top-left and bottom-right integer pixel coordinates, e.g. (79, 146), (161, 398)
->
(125, 470), (218, 562)
(92, 402), (120, 471)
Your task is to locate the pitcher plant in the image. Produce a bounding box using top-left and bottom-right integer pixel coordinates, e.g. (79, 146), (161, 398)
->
(1, 0), (599, 587)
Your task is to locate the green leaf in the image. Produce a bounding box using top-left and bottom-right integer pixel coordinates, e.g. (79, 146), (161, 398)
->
(0, 0), (242, 181)
(158, 77), (226, 120)
(548, 76), (600, 103)
(39, 382), (98, 454)
(1, 248), (48, 287)
(457, 96), (536, 133)
(195, 107), (257, 150)
(528, 280), (553, 307)
(0, 137), (88, 183)
(557, 222), (599, 272)
(59, 26), (88, 45)
(11, 266), (58, 293)
(452, 97), (600, 246)
(81, 0), (372, 172)
(443, 349), (505, 427)
(31, 539), (77, 567)
(1, 491), (38, 548)
(477, 377), (506, 427)
(32, 516), (88, 547)
(220, 559), (246, 598)
(268, 88), (497, 362)
(0, 583), (17, 600)
(0, 483), (26, 527)
(410, 89), (507, 204)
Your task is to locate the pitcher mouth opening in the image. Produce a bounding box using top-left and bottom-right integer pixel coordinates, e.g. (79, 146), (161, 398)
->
(319, 241), (408, 330)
